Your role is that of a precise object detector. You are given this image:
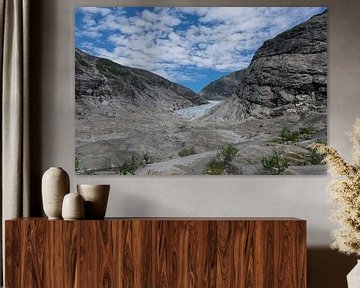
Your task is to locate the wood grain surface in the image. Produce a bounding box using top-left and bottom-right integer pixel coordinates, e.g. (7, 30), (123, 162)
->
(5, 218), (306, 288)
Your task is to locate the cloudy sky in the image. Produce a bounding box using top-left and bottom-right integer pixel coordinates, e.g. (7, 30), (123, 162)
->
(75, 7), (326, 92)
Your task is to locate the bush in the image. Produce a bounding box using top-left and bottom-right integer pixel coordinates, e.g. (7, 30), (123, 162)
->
(205, 144), (239, 175)
(205, 158), (226, 175)
(220, 144), (238, 163)
(280, 128), (299, 142)
(262, 150), (289, 175)
(299, 127), (315, 136)
(280, 127), (316, 143)
(178, 147), (196, 157)
(118, 156), (138, 175)
(306, 147), (325, 165)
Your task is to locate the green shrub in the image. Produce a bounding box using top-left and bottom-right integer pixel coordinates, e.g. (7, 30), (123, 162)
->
(306, 147), (325, 165)
(205, 144), (239, 175)
(178, 147), (196, 157)
(205, 158), (226, 175)
(262, 150), (289, 175)
(299, 127), (315, 136)
(220, 144), (238, 163)
(280, 128), (299, 142)
(280, 127), (316, 143)
(118, 156), (138, 175)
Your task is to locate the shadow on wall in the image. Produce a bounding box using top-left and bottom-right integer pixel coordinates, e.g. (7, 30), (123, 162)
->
(308, 248), (357, 288)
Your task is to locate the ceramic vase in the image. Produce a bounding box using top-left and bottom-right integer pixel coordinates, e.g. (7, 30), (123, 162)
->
(42, 167), (70, 219)
(77, 184), (110, 219)
(62, 192), (85, 220)
(347, 260), (360, 288)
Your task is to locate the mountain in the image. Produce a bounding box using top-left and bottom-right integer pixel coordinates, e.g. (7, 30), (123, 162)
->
(199, 69), (246, 100)
(75, 11), (327, 175)
(205, 10), (327, 121)
(75, 49), (208, 117)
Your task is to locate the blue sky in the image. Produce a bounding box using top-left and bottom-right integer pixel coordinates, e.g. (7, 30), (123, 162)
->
(75, 7), (326, 93)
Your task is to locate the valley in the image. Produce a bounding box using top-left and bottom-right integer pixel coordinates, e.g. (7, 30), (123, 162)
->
(75, 10), (327, 175)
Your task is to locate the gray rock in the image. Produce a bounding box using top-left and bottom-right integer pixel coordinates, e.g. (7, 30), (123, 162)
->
(199, 69), (246, 100)
(75, 49), (208, 117)
(207, 10), (327, 120)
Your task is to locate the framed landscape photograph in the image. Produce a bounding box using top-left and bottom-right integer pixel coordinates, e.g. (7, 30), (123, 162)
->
(75, 7), (327, 175)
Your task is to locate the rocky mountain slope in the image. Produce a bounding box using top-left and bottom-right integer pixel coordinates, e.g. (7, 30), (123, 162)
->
(199, 69), (246, 100)
(75, 49), (207, 118)
(206, 10), (327, 121)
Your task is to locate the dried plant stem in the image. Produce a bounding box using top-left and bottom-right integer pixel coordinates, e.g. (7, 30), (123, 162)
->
(310, 118), (360, 256)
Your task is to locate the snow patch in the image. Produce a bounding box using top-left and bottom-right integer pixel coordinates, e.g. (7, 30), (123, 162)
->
(175, 101), (222, 119)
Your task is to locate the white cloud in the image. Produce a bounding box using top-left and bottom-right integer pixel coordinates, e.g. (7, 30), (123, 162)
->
(141, 9), (158, 23)
(76, 26), (102, 38)
(76, 7), (325, 83)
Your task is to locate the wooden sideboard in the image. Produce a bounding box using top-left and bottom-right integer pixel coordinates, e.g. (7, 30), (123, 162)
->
(5, 218), (306, 287)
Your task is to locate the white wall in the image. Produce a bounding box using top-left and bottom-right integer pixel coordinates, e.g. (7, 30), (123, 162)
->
(31, 0), (360, 248)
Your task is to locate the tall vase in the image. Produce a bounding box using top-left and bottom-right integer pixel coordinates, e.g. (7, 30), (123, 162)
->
(42, 167), (70, 219)
(347, 260), (360, 288)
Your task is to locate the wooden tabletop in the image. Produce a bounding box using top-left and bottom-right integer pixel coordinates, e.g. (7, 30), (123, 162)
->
(6, 216), (305, 221)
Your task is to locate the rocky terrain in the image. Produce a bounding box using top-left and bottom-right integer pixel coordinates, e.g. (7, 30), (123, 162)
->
(199, 70), (246, 100)
(75, 48), (208, 118)
(75, 10), (327, 175)
(205, 11), (327, 121)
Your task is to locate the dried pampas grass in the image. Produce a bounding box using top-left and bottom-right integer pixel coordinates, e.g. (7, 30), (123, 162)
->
(310, 118), (360, 256)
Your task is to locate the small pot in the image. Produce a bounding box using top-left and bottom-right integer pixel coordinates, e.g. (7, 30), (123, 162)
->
(77, 184), (110, 219)
(62, 192), (85, 220)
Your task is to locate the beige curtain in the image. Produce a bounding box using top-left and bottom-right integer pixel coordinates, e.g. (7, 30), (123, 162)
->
(0, 0), (30, 284)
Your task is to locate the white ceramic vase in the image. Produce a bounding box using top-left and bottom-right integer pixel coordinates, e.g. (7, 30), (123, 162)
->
(347, 260), (360, 288)
(62, 192), (85, 220)
(42, 167), (70, 219)
(77, 184), (110, 219)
